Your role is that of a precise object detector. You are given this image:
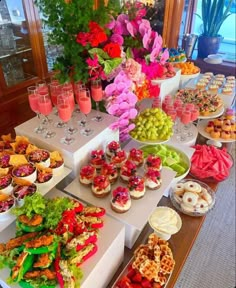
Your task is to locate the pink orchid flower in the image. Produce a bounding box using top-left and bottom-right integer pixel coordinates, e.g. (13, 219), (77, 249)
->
(159, 49), (169, 65)
(139, 19), (151, 37)
(110, 34), (124, 46)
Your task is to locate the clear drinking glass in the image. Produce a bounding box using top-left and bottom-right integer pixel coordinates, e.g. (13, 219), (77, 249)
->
(57, 94), (75, 145)
(36, 80), (53, 124)
(38, 94), (56, 138)
(78, 88), (93, 136)
(91, 79), (103, 122)
(27, 86), (46, 134)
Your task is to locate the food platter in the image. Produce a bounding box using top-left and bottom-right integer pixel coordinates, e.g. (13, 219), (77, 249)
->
(198, 105), (224, 119)
(197, 119), (236, 143)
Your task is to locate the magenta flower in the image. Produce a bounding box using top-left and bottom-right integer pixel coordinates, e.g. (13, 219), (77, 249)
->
(110, 34), (124, 46)
(139, 19), (151, 37)
(159, 49), (169, 65)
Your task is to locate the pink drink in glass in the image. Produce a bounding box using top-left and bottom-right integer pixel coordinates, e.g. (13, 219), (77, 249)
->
(181, 111), (191, 124)
(28, 93), (39, 113)
(91, 85), (103, 101)
(58, 102), (72, 122)
(185, 103), (195, 111)
(191, 109), (199, 121)
(79, 97), (91, 115)
(38, 96), (53, 116)
(176, 107), (183, 118)
(168, 109), (177, 121)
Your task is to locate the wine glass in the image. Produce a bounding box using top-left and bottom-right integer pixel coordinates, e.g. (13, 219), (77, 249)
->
(57, 94), (75, 145)
(78, 88), (93, 136)
(38, 93), (56, 138)
(91, 79), (103, 122)
(62, 86), (78, 135)
(27, 86), (46, 134)
(74, 81), (83, 113)
(36, 80), (53, 124)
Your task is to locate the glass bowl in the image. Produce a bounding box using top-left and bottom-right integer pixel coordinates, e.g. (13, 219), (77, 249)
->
(170, 179), (216, 217)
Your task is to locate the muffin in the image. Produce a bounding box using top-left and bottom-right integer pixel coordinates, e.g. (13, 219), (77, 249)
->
(222, 87), (233, 95)
(221, 130), (231, 139)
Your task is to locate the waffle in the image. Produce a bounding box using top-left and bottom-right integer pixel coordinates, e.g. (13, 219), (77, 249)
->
(147, 233), (160, 249)
(154, 272), (167, 286)
(153, 244), (161, 265)
(160, 244), (173, 258)
(132, 254), (148, 270)
(139, 259), (159, 281)
(160, 255), (175, 275)
(134, 244), (150, 258)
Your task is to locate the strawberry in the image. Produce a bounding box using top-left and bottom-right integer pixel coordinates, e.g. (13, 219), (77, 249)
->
(130, 284), (142, 288)
(116, 276), (131, 288)
(126, 266), (136, 279)
(132, 272), (143, 283)
(141, 279), (152, 288)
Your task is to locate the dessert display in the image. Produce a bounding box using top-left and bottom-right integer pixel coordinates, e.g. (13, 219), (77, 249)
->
(128, 175), (146, 199)
(100, 162), (118, 184)
(176, 89), (223, 116)
(145, 154), (162, 171)
(120, 160), (137, 182)
(170, 179), (215, 216)
(0, 193), (105, 287)
(190, 144), (233, 182)
(141, 144), (190, 179)
(148, 207), (182, 239)
(92, 175), (111, 197)
(111, 186), (131, 213)
(115, 233), (175, 287)
(110, 150), (127, 168)
(145, 168), (162, 190)
(79, 165), (96, 185)
(130, 108), (174, 142)
(28, 149), (50, 167)
(203, 116), (235, 140)
(90, 149), (106, 169)
(128, 148), (144, 166)
(105, 141), (121, 157)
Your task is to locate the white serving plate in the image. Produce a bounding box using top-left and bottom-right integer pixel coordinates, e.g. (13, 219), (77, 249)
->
(198, 105), (224, 119)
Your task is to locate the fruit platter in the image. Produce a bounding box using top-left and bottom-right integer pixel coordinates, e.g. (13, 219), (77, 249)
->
(129, 108), (174, 144)
(0, 192), (106, 288)
(113, 233), (175, 288)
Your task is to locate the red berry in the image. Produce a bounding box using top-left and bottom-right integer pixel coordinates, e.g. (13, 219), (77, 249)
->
(132, 272), (143, 283)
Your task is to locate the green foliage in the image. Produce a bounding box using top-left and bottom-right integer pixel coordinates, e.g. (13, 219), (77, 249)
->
(200, 0), (233, 36)
(34, 0), (121, 83)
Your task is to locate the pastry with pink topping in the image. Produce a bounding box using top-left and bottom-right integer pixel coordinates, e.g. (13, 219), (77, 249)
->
(92, 175), (111, 198)
(128, 148), (144, 166)
(145, 155), (162, 171)
(128, 175), (146, 199)
(100, 162), (118, 184)
(120, 160), (137, 182)
(145, 169), (162, 190)
(106, 141), (121, 157)
(79, 165), (96, 185)
(110, 150), (127, 168)
(90, 150), (106, 169)
(110, 186), (131, 213)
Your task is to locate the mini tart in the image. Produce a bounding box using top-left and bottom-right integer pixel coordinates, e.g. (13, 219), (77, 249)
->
(222, 87), (233, 95)
(205, 121), (214, 133)
(90, 150), (106, 169)
(100, 162), (118, 184)
(120, 160), (137, 182)
(221, 130), (231, 139)
(213, 118), (223, 126)
(128, 148), (144, 166)
(110, 186), (131, 213)
(144, 168), (162, 190)
(226, 80), (235, 86)
(208, 85), (218, 94)
(210, 130), (221, 139)
(231, 131), (236, 139)
(91, 175), (111, 198)
(128, 175), (146, 199)
(110, 150), (127, 168)
(222, 122), (231, 131)
(145, 155), (162, 171)
(79, 165), (96, 185)
(212, 80), (223, 87)
(223, 83), (234, 89)
(106, 141), (121, 157)
(196, 82), (206, 90)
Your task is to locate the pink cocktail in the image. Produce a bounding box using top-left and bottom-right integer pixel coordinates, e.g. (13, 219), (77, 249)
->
(38, 96), (53, 116)
(91, 85), (103, 101)
(181, 111), (191, 125)
(191, 108), (199, 121)
(28, 93), (39, 113)
(58, 103), (72, 122)
(79, 97), (92, 115)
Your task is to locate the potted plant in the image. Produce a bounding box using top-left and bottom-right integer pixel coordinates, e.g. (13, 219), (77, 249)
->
(197, 0), (233, 58)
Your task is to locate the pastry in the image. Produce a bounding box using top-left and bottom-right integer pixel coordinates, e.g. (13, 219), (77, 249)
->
(183, 181), (202, 193)
(213, 118), (223, 126)
(79, 165), (96, 185)
(180, 202), (195, 213)
(225, 108), (235, 120)
(145, 155), (162, 171)
(230, 131), (236, 139)
(205, 121), (214, 133)
(222, 87), (233, 95)
(210, 129), (221, 138)
(226, 80), (235, 86)
(221, 130), (231, 139)
(182, 191), (198, 206)
(195, 199), (209, 214)
(208, 84), (218, 94)
(196, 82), (206, 90)
(128, 148), (144, 166)
(173, 183), (185, 194)
(204, 72), (214, 77)
(215, 74), (225, 78)
(200, 188), (213, 205)
(199, 78), (209, 84)
(222, 122), (231, 131)
(110, 150), (127, 168)
(144, 168), (162, 190)
(223, 83), (234, 89)
(91, 175), (111, 197)
(226, 75), (235, 81)
(90, 150), (106, 169)
(105, 141), (121, 157)
(110, 186), (131, 213)
(212, 80), (223, 87)
(100, 162), (118, 184)
(128, 175), (146, 199)
(120, 160), (137, 182)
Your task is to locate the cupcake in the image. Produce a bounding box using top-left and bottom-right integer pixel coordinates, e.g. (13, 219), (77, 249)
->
(110, 150), (127, 168)
(110, 186), (131, 213)
(212, 80), (223, 87)
(222, 87), (233, 95)
(204, 72), (214, 77)
(105, 141), (121, 158)
(144, 169), (162, 190)
(208, 84), (218, 94)
(213, 118), (223, 126)
(120, 160), (137, 182)
(196, 82), (207, 90)
(128, 148), (144, 166)
(92, 175), (111, 198)
(90, 150), (106, 169)
(128, 175), (146, 199)
(215, 74), (225, 79)
(79, 165), (96, 185)
(145, 155), (162, 171)
(100, 162), (118, 184)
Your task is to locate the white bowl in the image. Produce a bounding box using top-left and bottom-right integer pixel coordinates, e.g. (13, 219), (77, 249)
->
(148, 206), (182, 240)
(0, 175), (13, 195)
(204, 54), (223, 64)
(12, 163), (37, 183)
(50, 162), (64, 176)
(0, 195), (15, 220)
(28, 149), (51, 168)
